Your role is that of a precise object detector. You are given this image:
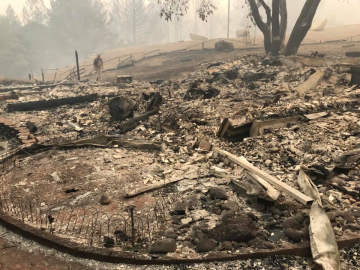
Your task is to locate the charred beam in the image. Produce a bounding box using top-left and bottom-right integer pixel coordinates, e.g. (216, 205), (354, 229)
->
(0, 83), (76, 93)
(118, 108), (159, 134)
(7, 94), (98, 112)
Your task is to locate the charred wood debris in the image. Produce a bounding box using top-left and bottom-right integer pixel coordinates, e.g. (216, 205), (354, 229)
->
(1, 54), (360, 268)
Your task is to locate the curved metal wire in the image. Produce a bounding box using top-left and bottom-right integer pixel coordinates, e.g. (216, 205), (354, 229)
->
(0, 191), (180, 249)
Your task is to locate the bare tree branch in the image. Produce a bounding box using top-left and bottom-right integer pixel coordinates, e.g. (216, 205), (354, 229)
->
(258, 0), (271, 26)
(248, 0), (271, 53)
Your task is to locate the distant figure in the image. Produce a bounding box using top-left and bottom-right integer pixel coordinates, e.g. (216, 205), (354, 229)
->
(93, 54), (104, 82)
(28, 74), (32, 80)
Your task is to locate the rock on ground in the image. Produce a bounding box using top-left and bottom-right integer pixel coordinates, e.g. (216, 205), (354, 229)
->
(148, 239), (177, 254)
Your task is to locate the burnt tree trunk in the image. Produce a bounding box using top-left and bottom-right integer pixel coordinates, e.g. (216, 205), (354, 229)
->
(249, 0), (272, 54)
(279, 0), (288, 50)
(270, 0), (281, 56)
(285, 0), (321, 56)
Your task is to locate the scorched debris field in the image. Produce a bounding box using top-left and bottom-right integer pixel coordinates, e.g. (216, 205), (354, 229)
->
(0, 52), (360, 268)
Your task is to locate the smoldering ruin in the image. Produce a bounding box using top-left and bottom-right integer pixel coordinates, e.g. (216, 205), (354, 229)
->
(1, 0), (360, 270)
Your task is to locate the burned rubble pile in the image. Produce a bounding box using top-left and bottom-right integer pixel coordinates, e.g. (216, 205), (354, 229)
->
(0, 54), (360, 266)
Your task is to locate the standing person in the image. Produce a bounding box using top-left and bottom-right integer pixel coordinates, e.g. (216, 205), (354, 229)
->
(93, 54), (104, 82)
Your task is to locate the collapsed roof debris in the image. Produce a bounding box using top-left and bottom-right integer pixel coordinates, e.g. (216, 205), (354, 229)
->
(0, 53), (360, 269)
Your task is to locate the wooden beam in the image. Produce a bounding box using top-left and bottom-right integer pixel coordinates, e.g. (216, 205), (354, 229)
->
(125, 170), (198, 198)
(243, 161), (281, 201)
(213, 147), (313, 206)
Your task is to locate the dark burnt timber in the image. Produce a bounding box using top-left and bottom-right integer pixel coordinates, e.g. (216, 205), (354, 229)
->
(7, 94), (98, 112)
(351, 66), (360, 85)
(0, 94), (18, 101)
(346, 52), (360, 58)
(118, 108), (159, 134)
(0, 83), (76, 93)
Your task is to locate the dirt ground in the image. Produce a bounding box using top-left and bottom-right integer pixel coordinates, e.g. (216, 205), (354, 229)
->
(41, 24), (360, 83)
(0, 237), (90, 270)
(0, 146), (173, 213)
(87, 39), (360, 83)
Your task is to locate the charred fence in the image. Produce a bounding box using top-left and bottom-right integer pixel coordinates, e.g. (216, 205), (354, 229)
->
(0, 192), (179, 250)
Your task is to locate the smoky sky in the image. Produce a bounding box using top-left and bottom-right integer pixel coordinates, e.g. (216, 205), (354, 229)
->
(1, 0), (360, 27)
